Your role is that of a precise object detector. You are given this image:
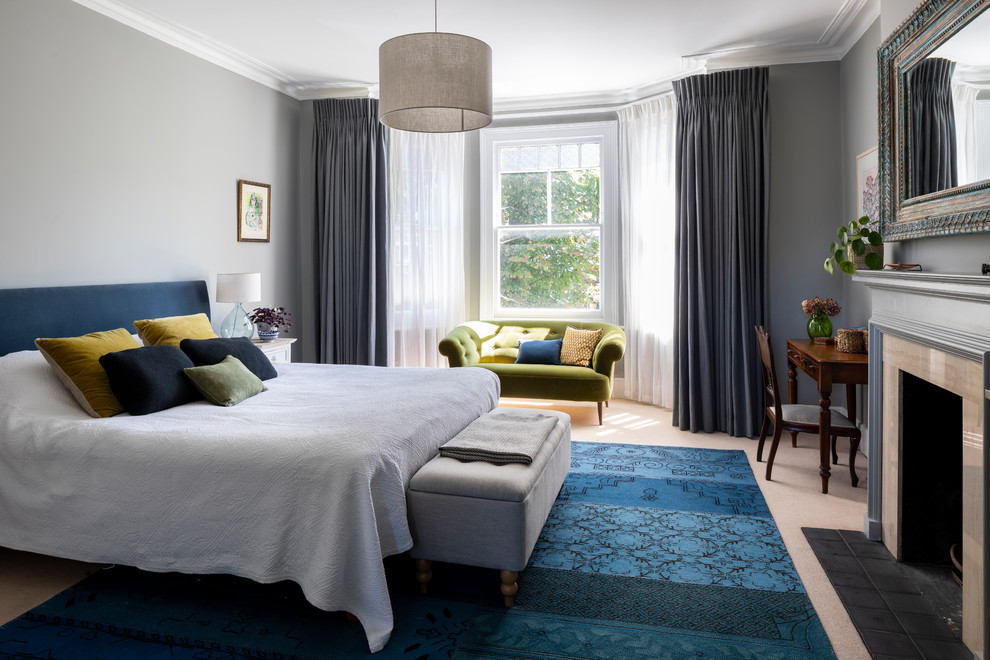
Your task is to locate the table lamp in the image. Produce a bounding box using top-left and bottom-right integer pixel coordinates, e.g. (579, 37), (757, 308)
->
(216, 272), (261, 338)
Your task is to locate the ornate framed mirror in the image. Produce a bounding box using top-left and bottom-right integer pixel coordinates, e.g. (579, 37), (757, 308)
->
(880, 0), (990, 240)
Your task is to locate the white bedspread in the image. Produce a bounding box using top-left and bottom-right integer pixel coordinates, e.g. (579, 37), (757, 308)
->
(0, 351), (499, 652)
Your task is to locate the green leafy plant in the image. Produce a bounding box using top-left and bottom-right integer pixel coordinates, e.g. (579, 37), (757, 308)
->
(824, 215), (883, 275)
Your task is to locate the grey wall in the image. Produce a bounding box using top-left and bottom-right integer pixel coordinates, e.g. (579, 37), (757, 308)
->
(767, 63), (845, 406)
(0, 0), (301, 337)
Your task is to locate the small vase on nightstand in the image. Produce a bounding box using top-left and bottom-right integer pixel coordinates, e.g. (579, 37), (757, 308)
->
(257, 324), (279, 342)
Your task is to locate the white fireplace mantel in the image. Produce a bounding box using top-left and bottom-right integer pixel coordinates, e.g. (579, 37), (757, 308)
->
(855, 269), (990, 656)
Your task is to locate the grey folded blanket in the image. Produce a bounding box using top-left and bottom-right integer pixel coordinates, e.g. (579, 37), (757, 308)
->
(439, 412), (558, 465)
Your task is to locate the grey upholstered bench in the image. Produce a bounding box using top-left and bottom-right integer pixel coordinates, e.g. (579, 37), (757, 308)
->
(406, 408), (571, 606)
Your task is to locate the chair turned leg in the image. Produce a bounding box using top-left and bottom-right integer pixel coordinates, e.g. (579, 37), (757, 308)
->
(849, 436), (861, 488)
(756, 416), (770, 462)
(790, 431), (798, 448)
(415, 559), (432, 595)
(597, 401), (603, 425)
(500, 570), (519, 607)
(831, 435), (839, 465)
(765, 425), (783, 481)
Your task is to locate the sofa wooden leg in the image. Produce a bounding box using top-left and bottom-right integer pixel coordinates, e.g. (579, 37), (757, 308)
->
(500, 570), (519, 607)
(415, 558), (432, 595)
(597, 401), (603, 425)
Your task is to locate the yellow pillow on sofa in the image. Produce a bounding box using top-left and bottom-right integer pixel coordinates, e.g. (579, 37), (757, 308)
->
(134, 313), (217, 347)
(560, 325), (603, 368)
(35, 328), (140, 417)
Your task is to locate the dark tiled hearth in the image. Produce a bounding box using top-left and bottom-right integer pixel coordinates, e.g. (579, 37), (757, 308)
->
(803, 528), (969, 659)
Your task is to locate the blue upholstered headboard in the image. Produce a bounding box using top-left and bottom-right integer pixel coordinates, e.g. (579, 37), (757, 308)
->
(0, 280), (211, 356)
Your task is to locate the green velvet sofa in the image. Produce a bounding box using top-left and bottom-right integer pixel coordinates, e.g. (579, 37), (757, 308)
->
(438, 320), (626, 425)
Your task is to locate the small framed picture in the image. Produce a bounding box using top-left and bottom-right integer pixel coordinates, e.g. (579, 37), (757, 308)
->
(237, 179), (271, 243)
(856, 146), (879, 223)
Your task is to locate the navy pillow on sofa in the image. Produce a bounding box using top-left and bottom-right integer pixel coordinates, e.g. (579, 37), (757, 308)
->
(179, 337), (278, 381)
(99, 345), (201, 416)
(515, 338), (563, 365)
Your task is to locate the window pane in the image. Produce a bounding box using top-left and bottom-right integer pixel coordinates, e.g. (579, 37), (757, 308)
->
(560, 144), (580, 168)
(550, 169), (600, 224)
(539, 145), (558, 170)
(580, 143), (600, 168)
(499, 146), (519, 172)
(498, 228), (600, 310)
(519, 146), (539, 170)
(500, 172), (547, 225)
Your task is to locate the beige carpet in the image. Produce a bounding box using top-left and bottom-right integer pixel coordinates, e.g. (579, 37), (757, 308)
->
(0, 397), (869, 659)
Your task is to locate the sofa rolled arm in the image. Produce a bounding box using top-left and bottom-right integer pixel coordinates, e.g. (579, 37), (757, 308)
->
(439, 325), (483, 367)
(592, 324), (626, 379)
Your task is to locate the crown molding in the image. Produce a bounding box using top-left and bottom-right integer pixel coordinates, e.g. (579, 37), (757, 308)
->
(73, 0), (882, 108)
(71, 0), (312, 97)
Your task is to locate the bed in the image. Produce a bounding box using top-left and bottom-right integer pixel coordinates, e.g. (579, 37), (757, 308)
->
(0, 280), (500, 653)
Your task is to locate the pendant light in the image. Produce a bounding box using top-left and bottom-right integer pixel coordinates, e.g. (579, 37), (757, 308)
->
(379, 0), (492, 133)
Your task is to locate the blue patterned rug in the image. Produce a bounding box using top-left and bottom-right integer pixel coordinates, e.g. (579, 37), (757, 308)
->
(0, 442), (834, 659)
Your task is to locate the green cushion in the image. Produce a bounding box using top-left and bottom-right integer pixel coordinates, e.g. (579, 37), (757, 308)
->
(475, 363), (611, 402)
(183, 355), (266, 406)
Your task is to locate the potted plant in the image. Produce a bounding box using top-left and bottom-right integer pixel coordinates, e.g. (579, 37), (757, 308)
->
(248, 306), (292, 341)
(824, 215), (883, 275)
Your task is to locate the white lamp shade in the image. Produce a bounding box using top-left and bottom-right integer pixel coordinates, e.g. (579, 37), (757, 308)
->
(216, 272), (261, 303)
(379, 32), (492, 133)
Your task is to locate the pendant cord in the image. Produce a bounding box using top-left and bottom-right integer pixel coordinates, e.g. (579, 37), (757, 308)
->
(434, 0), (438, 32)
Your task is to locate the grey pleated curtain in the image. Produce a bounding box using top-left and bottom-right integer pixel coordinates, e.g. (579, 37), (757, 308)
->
(312, 98), (389, 366)
(671, 67), (769, 437)
(908, 57), (958, 197)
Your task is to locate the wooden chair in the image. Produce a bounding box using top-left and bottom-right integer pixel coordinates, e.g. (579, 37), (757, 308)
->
(754, 325), (861, 487)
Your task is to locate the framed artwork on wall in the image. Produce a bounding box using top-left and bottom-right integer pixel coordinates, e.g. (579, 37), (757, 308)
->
(237, 179), (271, 243)
(857, 146), (879, 223)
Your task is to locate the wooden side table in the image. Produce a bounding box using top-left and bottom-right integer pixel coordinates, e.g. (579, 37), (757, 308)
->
(785, 338), (869, 493)
(252, 337), (296, 364)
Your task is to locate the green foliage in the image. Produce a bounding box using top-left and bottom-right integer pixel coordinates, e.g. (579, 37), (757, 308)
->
(550, 170), (600, 224)
(501, 173), (546, 225)
(498, 168), (602, 310)
(500, 230), (600, 309)
(824, 215), (883, 275)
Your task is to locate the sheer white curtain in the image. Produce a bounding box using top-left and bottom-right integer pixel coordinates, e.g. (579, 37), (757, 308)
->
(618, 94), (677, 408)
(386, 130), (466, 367)
(952, 77), (979, 185)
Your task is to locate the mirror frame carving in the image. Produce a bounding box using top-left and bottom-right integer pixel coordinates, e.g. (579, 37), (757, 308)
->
(880, 0), (990, 241)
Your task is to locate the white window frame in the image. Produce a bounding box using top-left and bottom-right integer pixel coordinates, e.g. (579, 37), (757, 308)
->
(479, 121), (618, 321)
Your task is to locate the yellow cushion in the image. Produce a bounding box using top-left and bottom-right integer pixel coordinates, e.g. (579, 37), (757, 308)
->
(479, 326), (551, 364)
(35, 328), (141, 417)
(560, 325), (603, 367)
(134, 313), (217, 347)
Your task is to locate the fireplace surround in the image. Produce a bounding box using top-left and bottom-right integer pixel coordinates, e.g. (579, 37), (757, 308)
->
(856, 270), (990, 657)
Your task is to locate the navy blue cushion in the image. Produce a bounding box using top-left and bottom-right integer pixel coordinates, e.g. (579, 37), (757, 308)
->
(179, 337), (277, 380)
(515, 338), (563, 365)
(99, 345), (201, 416)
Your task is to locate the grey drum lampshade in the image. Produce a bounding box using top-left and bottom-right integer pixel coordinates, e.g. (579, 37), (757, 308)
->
(379, 32), (492, 133)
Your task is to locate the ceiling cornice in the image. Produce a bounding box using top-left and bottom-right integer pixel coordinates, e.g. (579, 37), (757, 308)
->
(72, 0), (310, 97)
(72, 0), (882, 109)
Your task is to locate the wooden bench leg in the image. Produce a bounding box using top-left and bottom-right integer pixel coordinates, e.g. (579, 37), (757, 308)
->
(415, 558), (432, 595)
(500, 570), (519, 607)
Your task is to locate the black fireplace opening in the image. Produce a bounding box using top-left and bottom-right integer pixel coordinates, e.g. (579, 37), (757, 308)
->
(900, 370), (963, 568)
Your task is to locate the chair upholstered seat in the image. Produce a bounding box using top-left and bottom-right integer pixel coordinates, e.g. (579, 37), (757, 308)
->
(779, 404), (858, 429)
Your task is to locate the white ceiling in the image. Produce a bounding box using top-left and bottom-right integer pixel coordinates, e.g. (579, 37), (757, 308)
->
(73, 0), (880, 112)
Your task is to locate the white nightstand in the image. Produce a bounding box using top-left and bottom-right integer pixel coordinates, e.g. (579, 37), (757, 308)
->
(252, 337), (296, 364)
